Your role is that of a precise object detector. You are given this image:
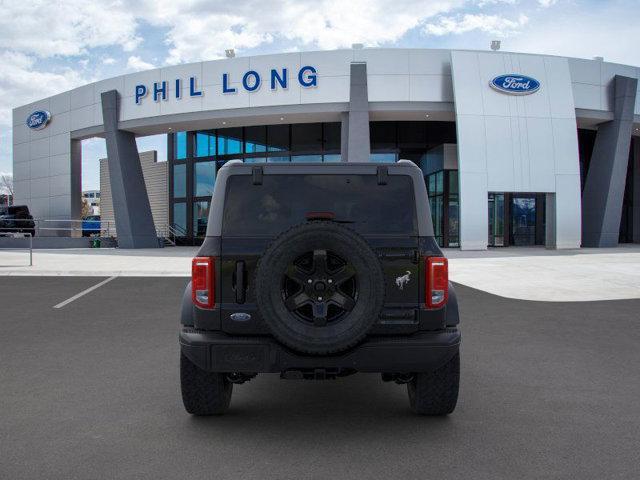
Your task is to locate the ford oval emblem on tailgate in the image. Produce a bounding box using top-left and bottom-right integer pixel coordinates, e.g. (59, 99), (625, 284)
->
(230, 312), (252, 322)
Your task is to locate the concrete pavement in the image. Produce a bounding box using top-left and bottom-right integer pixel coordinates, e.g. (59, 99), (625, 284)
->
(0, 247), (196, 276)
(1, 245), (640, 301)
(1, 277), (639, 479)
(445, 245), (640, 301)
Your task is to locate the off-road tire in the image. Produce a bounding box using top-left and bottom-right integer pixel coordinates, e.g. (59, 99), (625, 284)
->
(255, 221), (385, 355)
(408, 352), (459, 415)
(180, 352), (232, 415)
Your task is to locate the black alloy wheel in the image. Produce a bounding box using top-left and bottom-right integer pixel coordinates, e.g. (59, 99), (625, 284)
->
(282, 249), (357, 327)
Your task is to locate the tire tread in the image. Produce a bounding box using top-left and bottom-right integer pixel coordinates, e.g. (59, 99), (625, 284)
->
(408, 352), (459, 415)
(180, 353), (232, 415)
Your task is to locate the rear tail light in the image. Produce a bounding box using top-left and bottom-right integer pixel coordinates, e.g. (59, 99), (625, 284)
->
(425, 257), (448, 309)
(192, 257), (215, 309)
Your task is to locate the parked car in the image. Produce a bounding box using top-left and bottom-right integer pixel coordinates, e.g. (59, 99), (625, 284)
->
(82, 215), (101, 237)
(179, 160), (461, 416)
(0, 205), (35, 236)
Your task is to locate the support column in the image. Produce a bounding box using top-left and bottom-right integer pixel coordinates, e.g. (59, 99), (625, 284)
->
(582, 75), (638, 247)
(340, 112), (349, 162)
(69, 139), (82, 237)
(545, 193), (557, 248)
(345, 63), (370, 162)
(101, 90), (158, 248)
(633, 139), (640, 243)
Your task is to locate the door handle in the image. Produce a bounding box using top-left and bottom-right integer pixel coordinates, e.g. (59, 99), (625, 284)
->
(235, 261), (246, 304)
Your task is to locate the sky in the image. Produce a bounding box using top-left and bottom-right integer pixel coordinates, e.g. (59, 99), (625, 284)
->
(0, 0), (639, 191)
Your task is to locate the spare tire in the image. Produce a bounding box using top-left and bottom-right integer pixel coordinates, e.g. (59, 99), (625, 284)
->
(255, 222), (385, 355)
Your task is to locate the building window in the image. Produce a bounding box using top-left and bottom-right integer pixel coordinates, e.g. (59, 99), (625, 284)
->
(427, 171), (444, 245)
(448, 171), (460, 247)
(267, 124), (289, 152)
(174, 131), (187, 160)
(291, 154), (322, 163)
(323, 123), (341, 152)
(173, 163), (186, 198)
(245, 126), (267, 153)
(267, 156), (290, 162)
(371, 122), (397, 150)
(173, 202), (187, 233)
(193, 201), (210, 237)
(217, 127), (243, 155)
(323, 154), (341, 162)
(370, 153), (397, 163)
(195, 131), (216, 157)
(291, 123), (322, 152)
(488, 193), (505, 247)
(194, 161), (216, 197)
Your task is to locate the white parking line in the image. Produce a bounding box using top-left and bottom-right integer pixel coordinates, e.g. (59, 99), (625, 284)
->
(53, 276), (118, 309)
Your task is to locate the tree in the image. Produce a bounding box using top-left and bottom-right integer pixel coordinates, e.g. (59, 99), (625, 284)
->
(0, 173), (13, 193)
(0, 173), (13, 206)
(81, 198), (92, 218)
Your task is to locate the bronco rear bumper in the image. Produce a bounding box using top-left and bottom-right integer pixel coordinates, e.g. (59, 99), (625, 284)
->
(180, 328), (461, 374)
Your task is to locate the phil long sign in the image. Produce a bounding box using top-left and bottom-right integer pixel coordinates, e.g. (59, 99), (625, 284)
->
(135, 66), (318, 105)
(490, 74), (540, 95)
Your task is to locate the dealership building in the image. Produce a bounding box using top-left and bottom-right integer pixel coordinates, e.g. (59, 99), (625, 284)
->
(11, 48), (640, 249)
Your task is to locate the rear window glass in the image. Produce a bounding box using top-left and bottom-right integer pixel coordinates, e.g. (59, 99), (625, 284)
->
(222, 174), (417, 236)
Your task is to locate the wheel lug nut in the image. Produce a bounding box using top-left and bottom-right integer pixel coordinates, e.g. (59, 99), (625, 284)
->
(307, 279), (312, 284)
(328, 279), (333, 284)
(318, 297), (322, 301)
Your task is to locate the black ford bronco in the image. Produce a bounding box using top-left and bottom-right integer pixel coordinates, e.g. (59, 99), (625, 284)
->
(179, 160), (460, 415)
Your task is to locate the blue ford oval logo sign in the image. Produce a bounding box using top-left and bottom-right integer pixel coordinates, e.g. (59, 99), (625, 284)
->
(490, 74), (540, 95)
(26, 110), (51, 130)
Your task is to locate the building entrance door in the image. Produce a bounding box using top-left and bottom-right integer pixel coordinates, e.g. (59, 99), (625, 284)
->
(489, 192), (546, 247)
(510, 195), (537, 246)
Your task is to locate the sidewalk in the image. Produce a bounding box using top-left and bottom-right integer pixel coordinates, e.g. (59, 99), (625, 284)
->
(0, 247), (197, 277)
(445, 245), (640, 301)
(1, 245), (639, 301)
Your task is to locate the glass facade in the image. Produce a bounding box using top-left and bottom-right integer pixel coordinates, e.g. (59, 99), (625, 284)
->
(425, 170), (459, 247)
(168, 121), (458, 242)
(194, 161), (215, 197)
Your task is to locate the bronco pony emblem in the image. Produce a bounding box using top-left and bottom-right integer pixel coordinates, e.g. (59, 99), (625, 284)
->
(395, 270), (411, 290)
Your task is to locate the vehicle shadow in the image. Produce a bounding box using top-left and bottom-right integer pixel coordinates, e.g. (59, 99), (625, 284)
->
(180, 373), (455, 442)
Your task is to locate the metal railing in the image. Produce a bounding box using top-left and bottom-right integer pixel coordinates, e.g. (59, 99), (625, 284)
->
(156, 223), (189, 246)
(0, 218), (115, 237)
(1, 219), (189, 249)
(0, 232), (33, 266)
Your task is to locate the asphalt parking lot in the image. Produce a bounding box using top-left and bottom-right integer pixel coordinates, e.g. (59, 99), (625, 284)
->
(1, 277), (639, 479)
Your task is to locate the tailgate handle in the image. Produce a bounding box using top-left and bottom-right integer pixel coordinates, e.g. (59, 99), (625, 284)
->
(234, 261), (246, 304)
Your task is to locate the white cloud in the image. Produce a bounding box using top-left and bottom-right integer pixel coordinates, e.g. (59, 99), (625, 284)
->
(0, 0), (141, 57)
(133, 0), (466, 64)
(102, 57), (116, 65)
(126, 55), (156, 72)
(0, 51), (89, 172)
(424, 13), (529, 36)
(0, 51), (87, 125)
(507, 10), (640, 66)
(538, 0), (558, 7)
